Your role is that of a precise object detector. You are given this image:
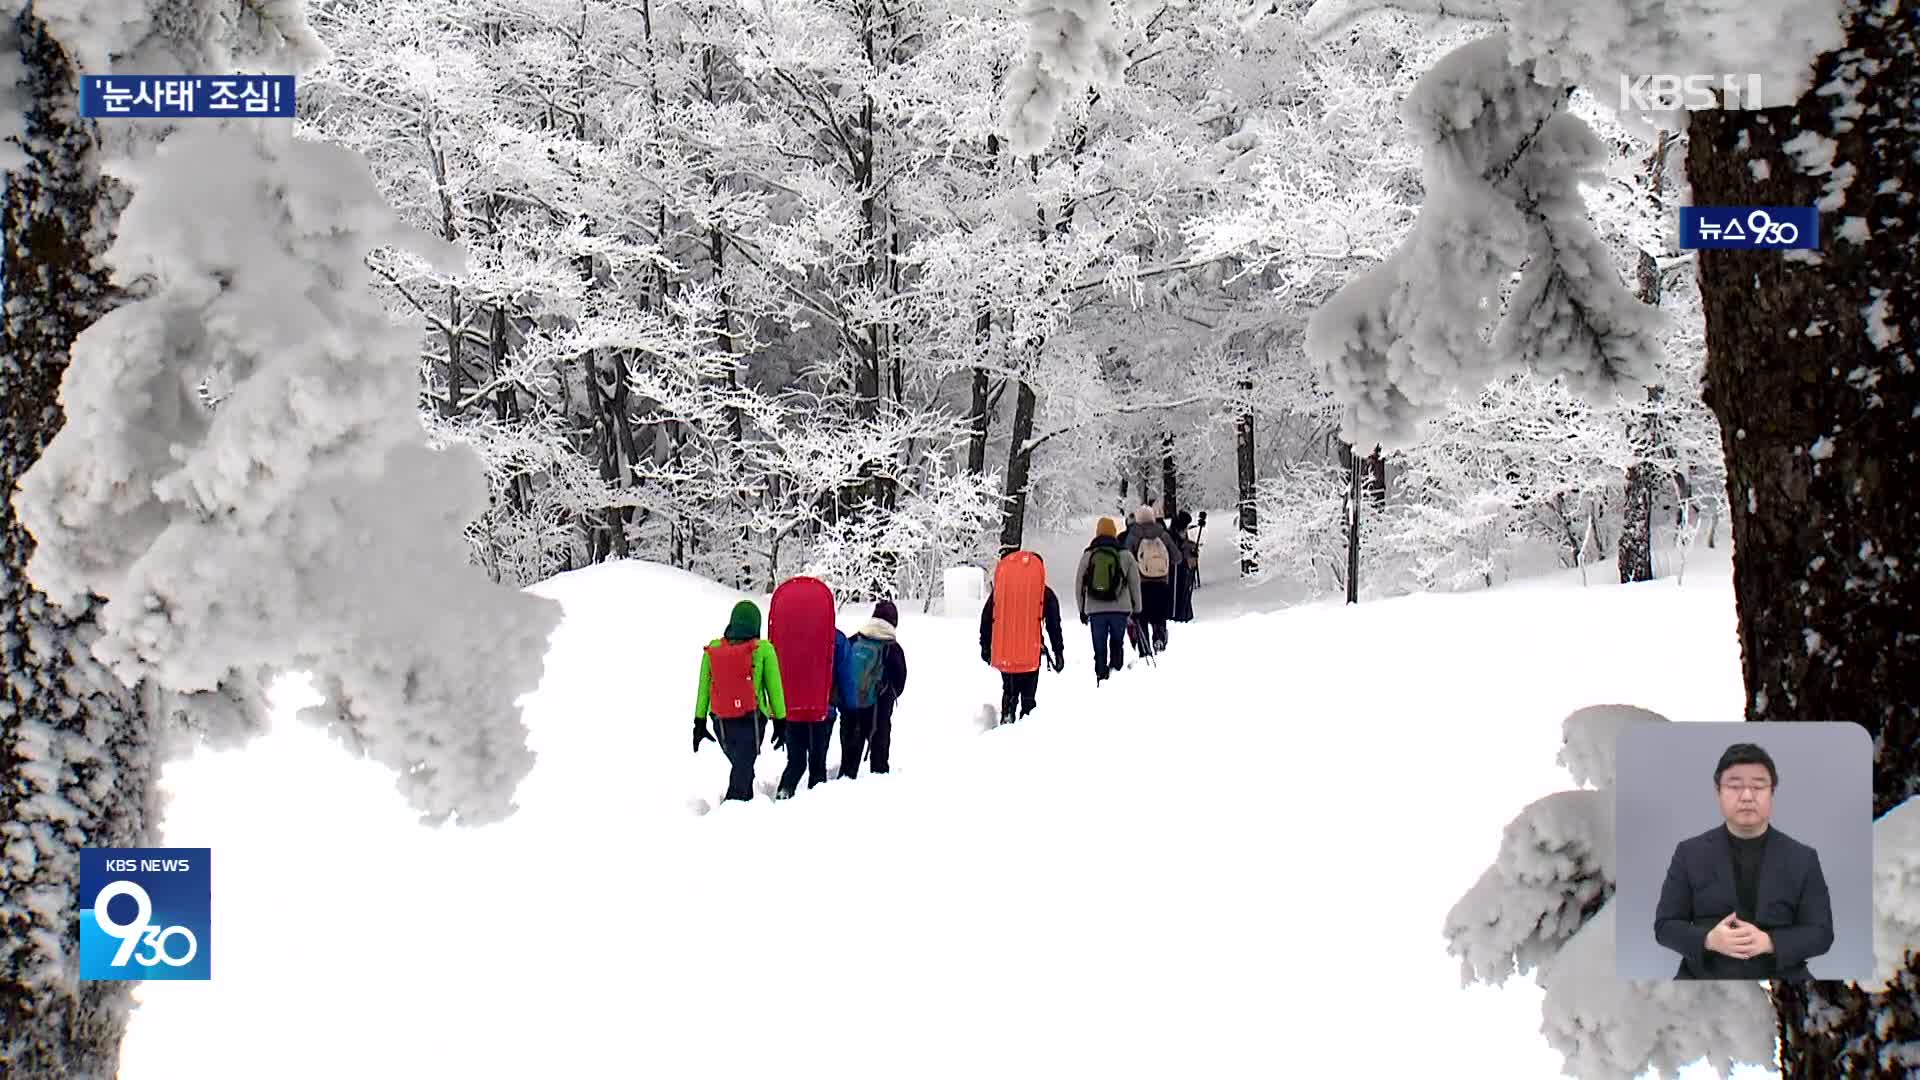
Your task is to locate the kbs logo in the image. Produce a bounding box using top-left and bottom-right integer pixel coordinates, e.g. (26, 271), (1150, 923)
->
(1618, 74), (1766, 112)
(80, 848), (211, 981)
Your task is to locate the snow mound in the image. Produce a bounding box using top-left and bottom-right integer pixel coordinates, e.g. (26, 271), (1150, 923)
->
(1870, 796), (1920, 991)
(1559, 704), (1671, 789)
(1445, 789), (1615, 985)
(1536, 902), (1776, 1080)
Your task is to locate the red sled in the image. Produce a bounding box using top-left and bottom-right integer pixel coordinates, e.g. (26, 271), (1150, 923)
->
(770, 576), (837, 722)
(990, 551), (1047, 674)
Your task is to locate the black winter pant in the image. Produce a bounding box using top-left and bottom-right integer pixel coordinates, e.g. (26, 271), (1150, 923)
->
(1138, 580), (1173, 650)
(1088, 613), (1129, 679)
(839, 696), (898, 778)
(717, 715), (759, 802)
(779, 716), (835, 795)
(999, 671), (1039, 724)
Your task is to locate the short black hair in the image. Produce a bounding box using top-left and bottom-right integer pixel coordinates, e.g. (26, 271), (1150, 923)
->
(1715, 743), (1778, 788)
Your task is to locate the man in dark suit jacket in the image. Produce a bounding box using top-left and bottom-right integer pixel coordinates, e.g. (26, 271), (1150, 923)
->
(1653, 742), (1834, 979)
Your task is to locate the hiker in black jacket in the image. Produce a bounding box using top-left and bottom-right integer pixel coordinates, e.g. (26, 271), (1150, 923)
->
(1169, 510), (1198, 623)
(978, 584), (1065, 724)
(837, 600), (909, 778)
(1121, 504), (1180, 652)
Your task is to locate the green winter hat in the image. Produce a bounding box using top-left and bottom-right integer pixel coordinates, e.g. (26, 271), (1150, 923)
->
(723, 600), (762, 641)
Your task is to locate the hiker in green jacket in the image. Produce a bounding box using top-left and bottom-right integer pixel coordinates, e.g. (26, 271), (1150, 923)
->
(694, 600), (788, 802)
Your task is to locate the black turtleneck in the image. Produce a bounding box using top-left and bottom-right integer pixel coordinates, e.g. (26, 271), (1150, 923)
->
(1727, 826), (1768, 921)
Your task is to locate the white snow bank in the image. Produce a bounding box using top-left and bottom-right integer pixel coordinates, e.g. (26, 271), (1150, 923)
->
(120, 552), (1758, 1078)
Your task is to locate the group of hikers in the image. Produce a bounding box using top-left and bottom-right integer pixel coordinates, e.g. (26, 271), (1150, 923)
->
(982, 504), (1200, 724)
(691, 503), (1199, 802)
(694, 585), (909, 803)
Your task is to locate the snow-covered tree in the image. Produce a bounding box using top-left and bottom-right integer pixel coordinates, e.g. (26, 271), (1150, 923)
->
(1446, 706), (1779, 1078)
(1298, 0), (1919, 1062)
(3, 2), (560, 1074)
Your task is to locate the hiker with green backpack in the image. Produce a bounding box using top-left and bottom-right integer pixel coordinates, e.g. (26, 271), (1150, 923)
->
(1076, 517), (1143, 684)
(694, 600), (788, 802)
(836, 600), (909, 779)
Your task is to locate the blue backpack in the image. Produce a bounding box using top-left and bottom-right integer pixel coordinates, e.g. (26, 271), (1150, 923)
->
(843, 637), (888, 709)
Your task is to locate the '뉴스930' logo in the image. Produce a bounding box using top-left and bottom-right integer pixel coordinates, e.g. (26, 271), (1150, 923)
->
(93, 880), (199, 966)
(80, 847), (212, 981)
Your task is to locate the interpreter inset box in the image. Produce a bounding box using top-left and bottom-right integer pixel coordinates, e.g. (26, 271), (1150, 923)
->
(1613, 722), (1871, 981)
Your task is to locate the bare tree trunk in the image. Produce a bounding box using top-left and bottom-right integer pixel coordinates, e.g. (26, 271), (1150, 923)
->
(1687, 3), (1919, 1069)
(1339, 441), (1361, 604)
(1620, 131), (1675, 583)
(960, 305), (990, 472)
(1235, 389), (1257, 575)
(1, 15), (156, 1076)
(997, 376), (1039, 555)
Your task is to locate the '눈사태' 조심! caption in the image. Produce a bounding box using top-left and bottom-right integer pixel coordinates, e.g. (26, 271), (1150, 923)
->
(78, 75), (294, 118)
(1612, 723), (1873, 981)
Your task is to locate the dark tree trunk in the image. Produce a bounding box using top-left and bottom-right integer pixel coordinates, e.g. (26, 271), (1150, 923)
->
(581, 353), (626, 561)
(1365, 447), (1385, 510)
(1621, 130), (1674, 584)
(997, 377), (1039, 555)
(966, 308), (992, 475)
(1, 14), (155, 1076)
(1687, 2), (1919, 1070)
(1160, 432), (1179, 522)
(1235, 391), (1257, 575)
(1339, 441), (1361, 604)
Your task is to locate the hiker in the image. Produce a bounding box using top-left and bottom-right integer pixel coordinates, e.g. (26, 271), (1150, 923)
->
(837, 600), (909, 778)
(771, 626), (843, 798)
(979, 550), (1066, 725)
(1122, 504), (1180, 652)
(1076, 517), (1142, 684)
(1169, 510), (1198, 624)
(694, 599), (788, 802)
(768, 575), (840, 800)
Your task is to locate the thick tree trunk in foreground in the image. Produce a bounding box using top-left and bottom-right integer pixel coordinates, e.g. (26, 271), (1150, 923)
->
(1688, 0), (1919, 1070)
(0, 14), (158, 1077)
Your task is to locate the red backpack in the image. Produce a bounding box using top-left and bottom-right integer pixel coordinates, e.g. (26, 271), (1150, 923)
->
(706, 640), (760, 718)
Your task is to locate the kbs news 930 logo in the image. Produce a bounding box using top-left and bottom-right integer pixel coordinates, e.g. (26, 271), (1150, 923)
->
(80, 848), (211, 981)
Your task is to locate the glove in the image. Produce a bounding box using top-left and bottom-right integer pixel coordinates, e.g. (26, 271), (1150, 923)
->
(693, 718), (713, 753)
(1079, 612), (1089, 625)
(770, 718), (788, 750)
(1051, 653), (1065, 674)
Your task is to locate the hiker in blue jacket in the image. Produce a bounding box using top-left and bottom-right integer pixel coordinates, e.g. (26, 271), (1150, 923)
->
(837, 601), (909, 778)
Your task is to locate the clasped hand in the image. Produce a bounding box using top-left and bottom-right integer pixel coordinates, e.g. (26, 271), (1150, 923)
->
(1705, 913), (1774, 960)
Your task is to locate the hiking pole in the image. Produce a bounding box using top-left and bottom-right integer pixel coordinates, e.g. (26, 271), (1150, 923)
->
(1194, 511), (1207, 590)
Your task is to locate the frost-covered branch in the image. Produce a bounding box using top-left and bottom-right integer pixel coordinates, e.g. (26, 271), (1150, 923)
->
(1304, 35), (1662, 450)
(15, 124), (563, 826)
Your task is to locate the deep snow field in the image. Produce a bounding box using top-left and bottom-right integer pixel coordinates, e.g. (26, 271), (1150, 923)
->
(117, 527), (1774, 1078)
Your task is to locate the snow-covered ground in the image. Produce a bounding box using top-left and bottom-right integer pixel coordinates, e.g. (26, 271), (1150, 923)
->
(119, 531), (1772, 1078)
